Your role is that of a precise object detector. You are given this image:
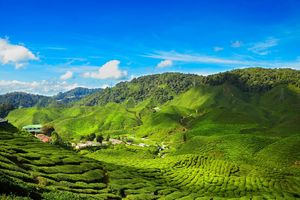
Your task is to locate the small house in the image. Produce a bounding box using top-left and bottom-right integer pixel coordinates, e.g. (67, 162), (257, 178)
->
(22, 124), (42, 134)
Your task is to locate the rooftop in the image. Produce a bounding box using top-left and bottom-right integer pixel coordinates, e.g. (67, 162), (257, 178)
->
(22, 124), (42, 129)
(0, 118), (8, 123)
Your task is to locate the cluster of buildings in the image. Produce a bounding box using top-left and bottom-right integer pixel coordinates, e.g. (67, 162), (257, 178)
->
(22, 124), (51, 143)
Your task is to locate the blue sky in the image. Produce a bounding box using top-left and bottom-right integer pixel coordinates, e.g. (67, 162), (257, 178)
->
(0, 0), (300, 95)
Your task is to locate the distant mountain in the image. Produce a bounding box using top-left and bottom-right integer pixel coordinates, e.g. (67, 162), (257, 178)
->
(54, 87), (102, 104)
(0, 92), (53, 108)
(0, 87), (102, 112)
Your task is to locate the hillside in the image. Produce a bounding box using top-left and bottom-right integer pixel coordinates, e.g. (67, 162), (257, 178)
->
(0, 92), (53, 108)
(1, 121), (299, 199)
(0, 123), (121, 199)
(0, 87), (101, 113)
(79, 68), (300, 106)
(54, 87), (102, 104)
(3, 68), (300, 199)
(8, 69), (300, 141)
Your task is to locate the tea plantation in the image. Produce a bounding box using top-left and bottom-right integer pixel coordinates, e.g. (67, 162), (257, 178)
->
(0, 126), (119, 199)
(83, 144), (300, 200)
(2, 69), (300, 199)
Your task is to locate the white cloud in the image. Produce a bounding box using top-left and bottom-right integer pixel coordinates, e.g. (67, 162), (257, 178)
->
(60, 71), (73, 80)
(0, 80), (79, 96)
(157, 59), (173, 68)
(146, 51), (247, 65)
(145, 51), (300, 70)
(82, 60), (127, 79)
(248, 38), (278, 55)
(0, 38), (38, 68)
(231, 41), (242, 48)
(213, 47), (224, 52)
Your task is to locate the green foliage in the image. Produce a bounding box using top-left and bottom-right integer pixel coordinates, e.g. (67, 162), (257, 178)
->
(50, 131), (71, 149)
(80, 72), (204, 106)
(54, 87), (102, 104)
(0, 88), (102, 109)
(205, 67), (300, 92)
(80, 68), (300, 106)
(0, 122), (18, 133)
(96, 135), (104, 143)
(41, 124), (55, 136)
(81, 133), (96, 141)
(0, 104), (15, 118)
(0, 92), (53, 108)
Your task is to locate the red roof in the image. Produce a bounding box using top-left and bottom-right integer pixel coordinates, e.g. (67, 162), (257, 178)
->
(35, 134), (51, 143)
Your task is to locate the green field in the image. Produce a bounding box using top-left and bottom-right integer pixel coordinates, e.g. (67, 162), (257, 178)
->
(2, 69), (300, 199)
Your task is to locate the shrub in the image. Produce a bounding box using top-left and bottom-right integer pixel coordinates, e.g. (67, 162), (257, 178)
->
(42, 125), (55, 136)
(96, 135), (104, 144)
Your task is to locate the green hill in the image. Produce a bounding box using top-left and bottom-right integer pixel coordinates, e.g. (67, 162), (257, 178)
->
(3, 68), (300, 199)
(0, 87), (101, 112)
(0, 123), (119, 199)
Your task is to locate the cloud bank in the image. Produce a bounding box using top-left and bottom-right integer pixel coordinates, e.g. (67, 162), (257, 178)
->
(82, 60), (127, 79)
(157, 59), (173, 68)
(0, 38), (38, 68)
(147, 51), (247, 65)
(60, 71), (73, 80)
(214, 47), (224, 52)
(146, 51), (300, 69)
(0, 80), (78, 96)
(248, 38), (278, 55)
(231, 41), (242, 48)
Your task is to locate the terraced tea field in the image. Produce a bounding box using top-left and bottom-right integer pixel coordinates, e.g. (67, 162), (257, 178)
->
(86, 147), (300, 199)
(1, 125), (300, 199)
(0, 130), (119, 199)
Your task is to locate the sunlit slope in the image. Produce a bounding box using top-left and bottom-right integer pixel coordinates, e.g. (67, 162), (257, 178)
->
(7, 107), (96, 128)
(7, 107), (62, 128)
(7, 83), (300, 141)
(85, 146), (300, 199)
(52, 103), (139, 139)
(135, 83), (300, 139)
(0, 128), (118, 199)
(7, 103), (140, 139)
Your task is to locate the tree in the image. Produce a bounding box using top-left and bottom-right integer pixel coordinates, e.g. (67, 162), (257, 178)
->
(50, 131), (71, 149)
(50, 131), (61, 145)
(42, 125), (55, 136)
(106, 134), (111, 142)
(86, 133), (96, 141)
(183, 133), (187, 142)
(96, 135), (104, 144)
(0, 103), (15, 118)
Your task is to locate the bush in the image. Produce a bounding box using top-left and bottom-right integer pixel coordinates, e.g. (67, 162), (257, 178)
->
(81, 133), (96, 141)
(42, 125), (55, 136)
(96, 135), (104, 144)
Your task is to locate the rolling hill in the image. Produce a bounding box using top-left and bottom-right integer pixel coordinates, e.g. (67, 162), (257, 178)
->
(54, 87), (102, 104)
(0, 87), (102, 116)
(3, 68), (300, 199)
